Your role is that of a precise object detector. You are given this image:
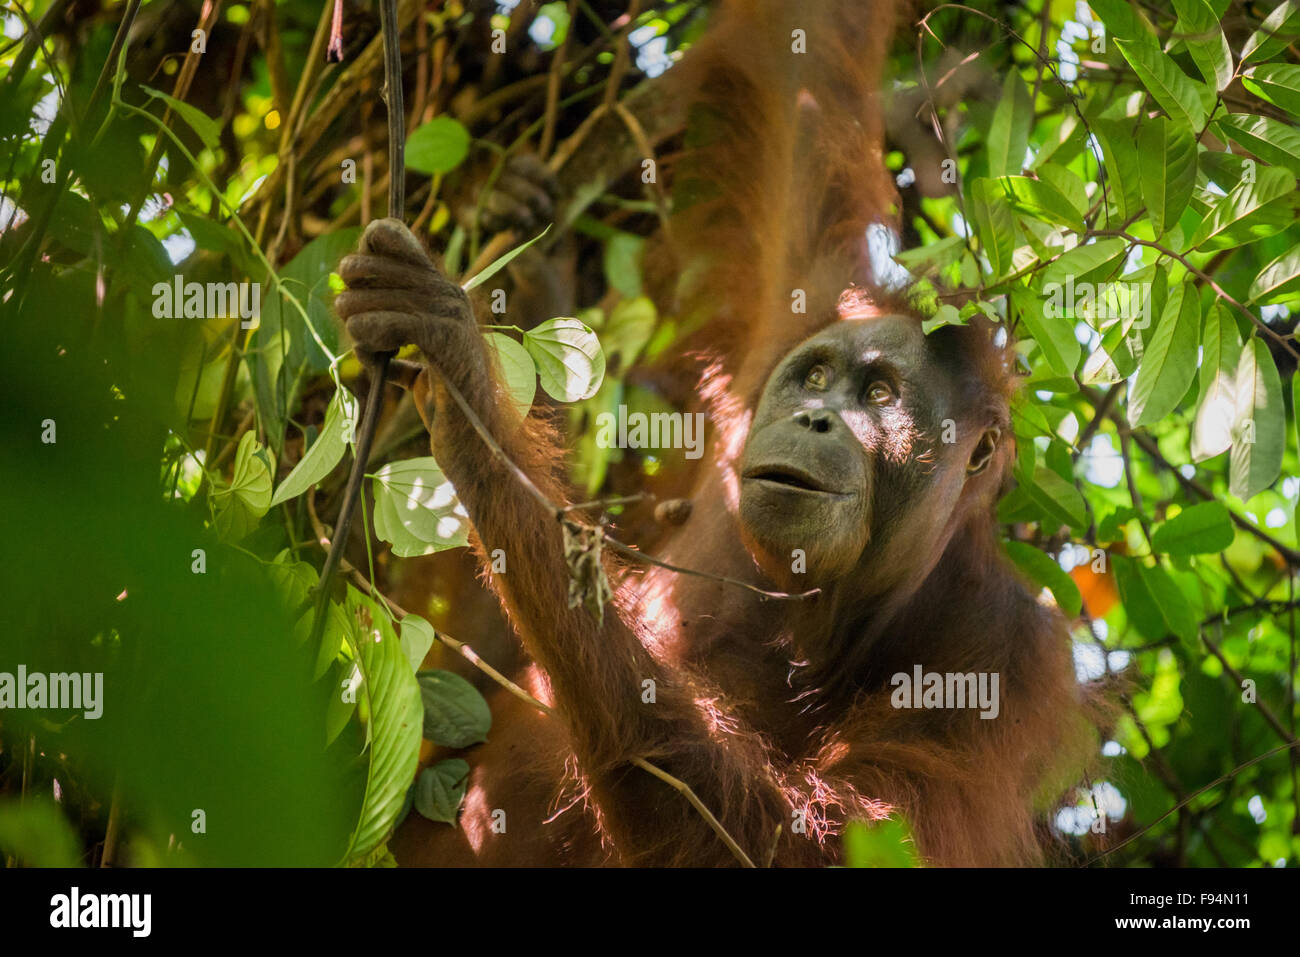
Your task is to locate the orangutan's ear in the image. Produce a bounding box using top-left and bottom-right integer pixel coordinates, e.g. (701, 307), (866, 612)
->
(966, 427), (1001, 477)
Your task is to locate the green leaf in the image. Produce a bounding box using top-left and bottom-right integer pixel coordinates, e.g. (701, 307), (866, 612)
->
(893, 234), (966, 273)
(1295, 364), (1300, 446)
(1082, 320), (1140, 385)
(175, 208), (255, 275)
(253, 228), (363, 452)
(372, 457), (470, 557)
(1041, 238), (1129, 289)
(212, 431), (273, 540)
(1152, 501), (1236, 554)
(270, 390), (355, 507)
(326, 661), (361, 747)
(1136, 118), (1198, 237)
(1294, 370), (1300, 469)
(843, 818), (918, 868)
(1015, 294), (1080, 377)
(1230, 337), (1285, 500)
(969, 178), (1016, 278)
(400, 615), (436, 673)
(342, 589), (423, 862)
(1241, 64), (1300, 112)
(0, 799), (81, 867)
(603, 232), (644, 298)
(1087, 0), (1147, 40)
(417, 669), (492, 747)
(1092, 119), (1143, 221)
(1216, 114), (1300, 176)
(1173, 0), (1234, 91)
(1191, 303), (1243, 461)
(406, 116), (471, 175)
(922, 303), (964, 335)
(1248, 245), (1300, 303)
(140, 84), (221, 151)
(987, 71), (1032, 178)
(602, 296), (657, 371)
(995, 175), (1085, 232)
(1113, 556), (1199, 643)
(1004, 541), (1083, 617)
(1241, 1), (1300, 63)
(523, 317), (606, 401)
(414, 759), (470, 825)
(462, 225), (551, 291)
(1035, 163), (1090, 220)
(1188, 165), (1295, 249)
(267, 555), (350, 682)
(1115, 37), (1209, 131)
(1022, 466), (1088, 530)
(485, 332), (537, 422)
(1129, 284), (1199, 426)
(1032, 112), (1085, 170)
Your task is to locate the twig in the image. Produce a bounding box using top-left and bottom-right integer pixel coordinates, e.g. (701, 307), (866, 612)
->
(1, 0), (72, 92)
(101, 777), (123, 867)
(628, 757), (756, 867)
(310, 0), (404, 650)
(604, 538), (820, 601)
(538, 0), (580, 159)
(1089, 740), (1300, 863)
(1201, 624), (1299, 748)
(1071, 382), (1121, 457)
(4, 0), (142, 302)
(561, 493), (650, 513)
(1116, 426), (1154, 548)
(246, 0), (422, 227)
(1127, 429), (1300, 565)
(462, 231), (516, 285)
(611, 101), (670, 235)
(121, 0), (224, 235)
(211, 407), (257, 471)
(602, 0), (641, 107)
(1079, 386), (1300, 566)
(1091, 230), (1300, 360)
(434, 630), (554, 717)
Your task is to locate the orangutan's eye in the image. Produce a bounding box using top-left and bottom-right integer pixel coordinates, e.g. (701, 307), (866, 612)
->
(804, 364), (831, 391)
(866, 381), (897, 405)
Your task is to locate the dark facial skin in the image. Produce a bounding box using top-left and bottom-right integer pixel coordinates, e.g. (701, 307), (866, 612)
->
(738, 316), (1000, 587)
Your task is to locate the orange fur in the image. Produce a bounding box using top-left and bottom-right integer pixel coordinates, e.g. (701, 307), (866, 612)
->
(393, 0), (1106, 868)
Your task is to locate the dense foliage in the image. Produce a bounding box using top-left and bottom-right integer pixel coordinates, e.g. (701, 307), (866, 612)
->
(0, 0), (1298, 868)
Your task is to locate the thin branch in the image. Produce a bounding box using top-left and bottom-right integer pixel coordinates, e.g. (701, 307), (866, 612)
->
(1079, 386), (1300, 566)
(1201, 623), (1299, 749)
(1116, 425), (1155, 548)
(627, 757), (756, 867)
(310, 0), (405, 650)
(538, 0), (580, 159)
(101, 777), (124, 867)
(1089, 740), (1300, 863)
(603, 538), (820, 602)
(1071, 382), (1121, 457)
(1091, 231), (1300, 360)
